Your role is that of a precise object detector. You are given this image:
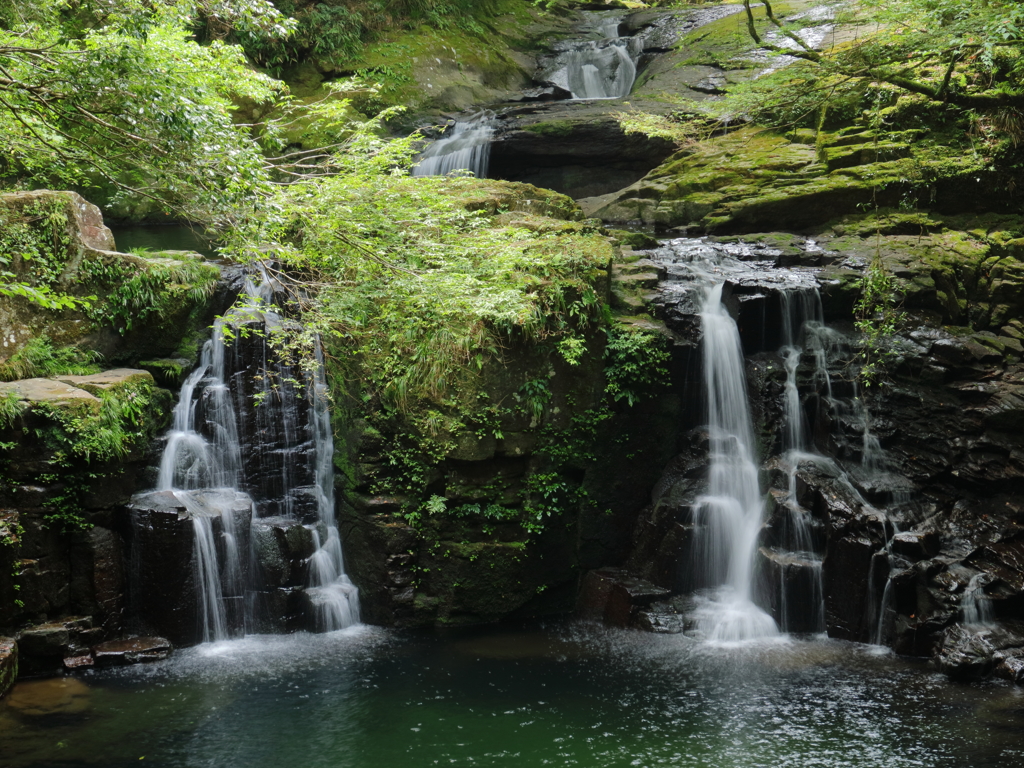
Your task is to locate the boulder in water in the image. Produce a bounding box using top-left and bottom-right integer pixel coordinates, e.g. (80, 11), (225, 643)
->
(92, 636), (171, 666)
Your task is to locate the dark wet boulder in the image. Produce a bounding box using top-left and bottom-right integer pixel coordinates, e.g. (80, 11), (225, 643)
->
(251, 516), (316, 588)
(634, 594), (698, 634)
(126, 489), (252, 645)
(577, 567), (670, 626)
(0, 638), (16, 699)
(891, 531), (940, 561)
(92, 636), (172, 666)
(756, 547), (824, 633)
(516, 84), (573, 102)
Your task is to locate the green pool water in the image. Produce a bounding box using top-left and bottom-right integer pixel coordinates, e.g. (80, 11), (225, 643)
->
(107, 224), (215, 257)
(2, 624), (1022, 767)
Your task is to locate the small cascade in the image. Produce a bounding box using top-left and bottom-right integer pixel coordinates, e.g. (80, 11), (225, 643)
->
(771, 288), (828, 633)
(691, 282), (779, 642)
(962, 574), (996, 627)
(413, 112), (495, 178)
(130, 267), (359, 644)
(540, 13), (641, 100)
(870, 520), (899, 645)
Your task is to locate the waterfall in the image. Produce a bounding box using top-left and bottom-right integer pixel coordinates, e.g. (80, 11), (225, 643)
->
(413, 112), (495, 178)
(692, 282), (779, 642)
(541, 13), (641, 100)
(775, 289), (828, 633)
(962, 574), (995, 627)
(144, 266), (359, 642)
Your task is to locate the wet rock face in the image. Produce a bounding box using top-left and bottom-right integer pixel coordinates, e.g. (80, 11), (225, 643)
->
(490, 115), (677, 199)
(0, 638), (17, 698)
(486, 5), (746, 200)
(575, 233), (1024, 682)
(125, 490), (253, 645)
(91, 636), (171, 666)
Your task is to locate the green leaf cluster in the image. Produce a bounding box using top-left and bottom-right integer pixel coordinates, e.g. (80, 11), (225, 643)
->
(0, 337), (102, 383)
(225, 134), (609, 414)
(236, 0), (502, 72)
(0, 0), (288, 224)
(854, 254), (906, 387)
(604, 326), (671, 406)
(75, 251), (219, 333)
(0, 196), (92, 310)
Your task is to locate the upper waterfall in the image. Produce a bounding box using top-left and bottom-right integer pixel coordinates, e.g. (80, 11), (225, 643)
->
(539, 13), (641, 100)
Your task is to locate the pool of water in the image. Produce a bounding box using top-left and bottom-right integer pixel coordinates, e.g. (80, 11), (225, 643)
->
(106, 224), (215, 257)
(2, 624), (1022, 767)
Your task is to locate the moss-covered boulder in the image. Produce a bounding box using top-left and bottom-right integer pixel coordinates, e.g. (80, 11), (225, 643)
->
(580, 124), (997, 233)
(310, 178), (683, 627)
(0, 368), (172, 644)
(0, 190), (224, 368)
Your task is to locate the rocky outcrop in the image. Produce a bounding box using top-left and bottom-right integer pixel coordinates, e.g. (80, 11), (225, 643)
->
(0, 369), (173, 673)
(0, 194), (235, 676)
(0, 637), (16, 698)
(575, 231), (1024, 684)
(126, 490), (253, 645)
(0, 190), (229, 366)
(490, 110), (677, 200)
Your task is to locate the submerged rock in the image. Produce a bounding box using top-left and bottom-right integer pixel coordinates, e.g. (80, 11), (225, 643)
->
(3, 676), (91, 716)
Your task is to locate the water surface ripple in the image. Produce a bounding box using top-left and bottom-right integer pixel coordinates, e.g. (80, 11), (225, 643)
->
(2, 624), (1022, 767)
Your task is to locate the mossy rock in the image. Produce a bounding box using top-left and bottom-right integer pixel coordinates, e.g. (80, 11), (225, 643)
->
(138, 358), (193, 389)
(524, 120), (575, 138)
(609, 229), (659, 249)
(0, 191), (222, 368)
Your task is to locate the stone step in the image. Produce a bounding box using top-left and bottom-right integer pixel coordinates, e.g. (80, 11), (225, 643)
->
(612, 272), (660, 290)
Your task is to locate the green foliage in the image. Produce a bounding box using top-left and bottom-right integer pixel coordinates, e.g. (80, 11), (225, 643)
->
(517, 379), (552, 423)
(854, 255), (906, 387)
(537, 405), (613, 465)
(615, 105), (719, 146)
(0, 196), (93, 310)
(0, 1), (289, 223)
(75, 252), (219, 333)
(0, 391), (25, 429)
(733, 0), (1024, 123)
(33, 378), (159, 462)
(237, 0), (501, 73)
(604, 326), (671, 406)
(523, 120), (574, 137)
(0, 337), (102, 382)
(224, 131), (608, 414)
(0, 373), (165, 531)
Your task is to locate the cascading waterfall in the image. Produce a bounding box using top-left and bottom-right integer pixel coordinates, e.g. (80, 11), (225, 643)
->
(156, 324), (249, 642)
(692, 282), (779, 642)
(962, 574), (995, 627)
(150, 267), (359, 641)
(650, 237), (914, 643)
(542, 13), (641, 100)
(773, 288), (828, 633)
(304, 343), (360, 630)
(413, 112), (495, 178)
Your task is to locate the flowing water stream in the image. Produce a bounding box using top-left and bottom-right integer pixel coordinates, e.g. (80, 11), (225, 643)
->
(691, 281), (779, 641)
(412, 111), (496, 179)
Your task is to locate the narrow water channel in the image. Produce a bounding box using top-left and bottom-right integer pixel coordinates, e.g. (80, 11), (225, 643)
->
(2, 623), (1022, 767)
